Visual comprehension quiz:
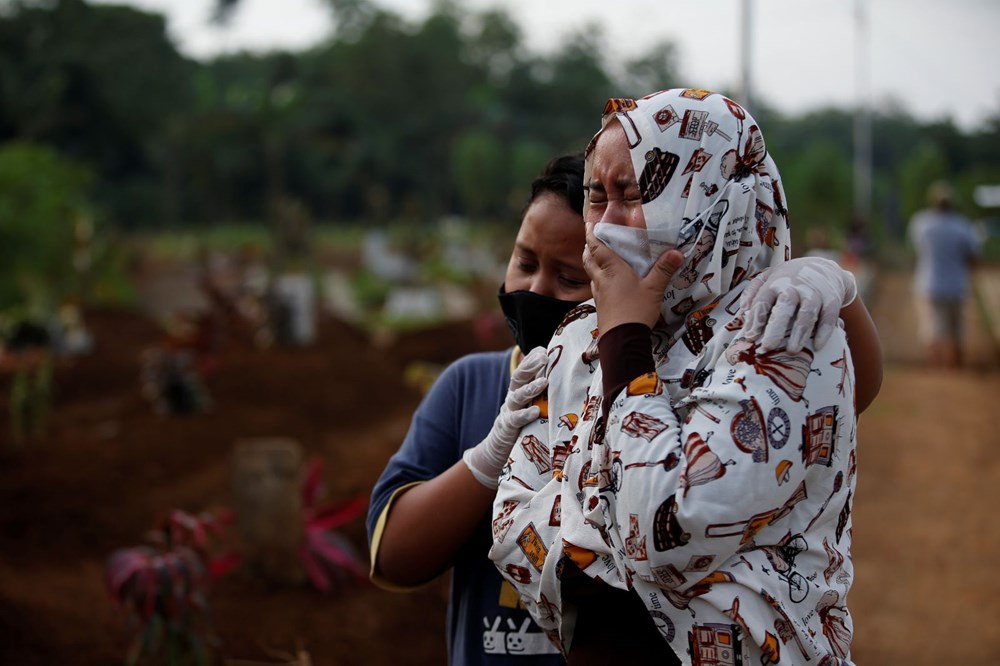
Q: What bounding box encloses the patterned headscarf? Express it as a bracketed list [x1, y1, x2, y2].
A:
[586, 89, 791, 339]
[491, 89, 857, 665]
[490, 90, 857, 666]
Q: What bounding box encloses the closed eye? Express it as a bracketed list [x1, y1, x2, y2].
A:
[560, 275, 588, 288]
[584, 183, 607, 203]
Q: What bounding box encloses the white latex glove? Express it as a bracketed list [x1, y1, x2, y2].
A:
[462, 346, 549, 488]
[739, 256, 858, 352]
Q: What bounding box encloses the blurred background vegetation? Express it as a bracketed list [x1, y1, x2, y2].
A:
[1, 0, 999, 316]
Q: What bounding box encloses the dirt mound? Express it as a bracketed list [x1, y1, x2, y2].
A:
[2, 264, 998, 665]
[0, 307, 510, 665]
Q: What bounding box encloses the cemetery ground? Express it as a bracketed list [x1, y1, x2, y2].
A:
[0, 264, 998, 665]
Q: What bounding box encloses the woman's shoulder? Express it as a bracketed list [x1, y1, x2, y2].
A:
[550, 299, 599, 346]
[434, 349, 514, 388]
[415, 349, 513, 415]
[545, 300, 603, 394]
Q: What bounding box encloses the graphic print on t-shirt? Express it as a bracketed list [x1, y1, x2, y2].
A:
[482, 616, 560, 656]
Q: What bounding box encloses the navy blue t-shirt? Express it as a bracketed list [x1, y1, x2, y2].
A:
[367, 350, 563, 666]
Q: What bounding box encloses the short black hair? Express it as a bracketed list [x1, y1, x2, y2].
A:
[522, 153, 585, 219]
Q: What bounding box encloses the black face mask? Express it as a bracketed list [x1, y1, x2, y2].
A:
[497, 284, 583, 355]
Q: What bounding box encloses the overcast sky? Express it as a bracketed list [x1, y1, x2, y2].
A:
[103, 0, 1000, 131]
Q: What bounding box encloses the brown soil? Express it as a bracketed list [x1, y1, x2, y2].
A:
[0, 267, 997, 665]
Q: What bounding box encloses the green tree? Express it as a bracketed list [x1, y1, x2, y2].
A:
[0, 142, 93, 309]
[465, 8, 523, 84]
[451, 129, 504, 218]
[896, 142, 949, 222]
[779, 139, 854, 248]
[619, 40, 682, 98]
[530, 25, 616, 152]
[0, 0, 195, 226]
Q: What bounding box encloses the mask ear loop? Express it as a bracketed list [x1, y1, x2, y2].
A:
[673, 178, 737, 261]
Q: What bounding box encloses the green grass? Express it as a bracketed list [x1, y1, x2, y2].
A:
[113, 219, 514, 333]
[132, 225, 274, 260]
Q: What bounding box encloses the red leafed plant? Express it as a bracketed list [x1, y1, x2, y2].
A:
[105, 461, 366, 663]
[151, 509, 242, 580]
[106, 509, 239, 666]
[299, 456, 369, 593]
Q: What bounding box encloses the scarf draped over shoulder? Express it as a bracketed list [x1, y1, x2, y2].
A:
[490, 90, 858, 666]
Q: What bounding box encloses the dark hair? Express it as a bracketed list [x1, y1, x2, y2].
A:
[521, 153, 585, 219]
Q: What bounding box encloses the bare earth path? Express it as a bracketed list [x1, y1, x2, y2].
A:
[848, 268, 1000, 665]
[850, 365, 999, 664]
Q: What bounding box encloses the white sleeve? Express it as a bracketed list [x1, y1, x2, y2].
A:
[595, 333, 856, 597]
[488, 307, 603, 641]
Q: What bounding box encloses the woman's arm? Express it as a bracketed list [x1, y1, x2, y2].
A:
[373, 348, 548, 588]
[594, 327, 858, 593]
[374, 462, 497, 587]
[841, 296, 883, 413]
[489, 317, 603, 643]
[740, 257, 883, 413]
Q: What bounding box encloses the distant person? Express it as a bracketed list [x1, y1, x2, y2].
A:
[844, 216, 873, 268]
[908, 180, 982, 368]
[366, 153, 879, 666]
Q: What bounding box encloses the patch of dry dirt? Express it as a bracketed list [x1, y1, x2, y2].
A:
[0, 307, 487, 665]
[0, 266, 997, 665]
[847, 267, 1000, 665]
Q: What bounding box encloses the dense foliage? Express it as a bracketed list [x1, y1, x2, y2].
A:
[0, 142, 92, 309]
[1, 0, 998, 253]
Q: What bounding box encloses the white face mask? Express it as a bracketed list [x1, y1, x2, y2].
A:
[592, 179, 734, 277]
[593, 222, 686, 277]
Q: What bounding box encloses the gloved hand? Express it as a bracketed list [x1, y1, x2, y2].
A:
[739, 256, 858, 352]
[462, 346, 549, 488]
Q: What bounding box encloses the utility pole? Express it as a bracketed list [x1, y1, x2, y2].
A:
[739, 0, 753, 111]
[853, 0, 873, 227]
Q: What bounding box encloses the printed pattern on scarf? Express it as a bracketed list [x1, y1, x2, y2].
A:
[489, 89, 857, 666]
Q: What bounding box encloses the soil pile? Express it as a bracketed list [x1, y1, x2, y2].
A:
[1, 266, 999, 665]
[0, 307, 508, 665]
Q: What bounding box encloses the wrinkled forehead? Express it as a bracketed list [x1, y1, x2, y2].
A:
[585, 89, 767, 218]
[583, 108, 636, 186]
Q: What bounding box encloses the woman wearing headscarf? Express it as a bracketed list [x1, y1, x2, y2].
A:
[490, 89, 861, 665]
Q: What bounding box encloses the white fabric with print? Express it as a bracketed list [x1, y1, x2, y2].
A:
[489, 89, 857, 666]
